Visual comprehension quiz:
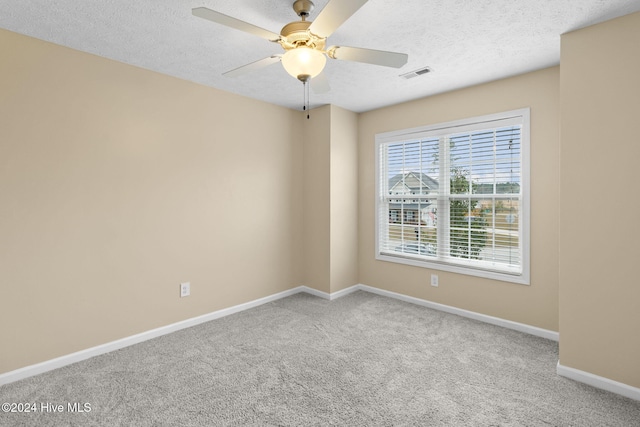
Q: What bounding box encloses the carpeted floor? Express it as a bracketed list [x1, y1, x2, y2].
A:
[1, 291, 639, 426]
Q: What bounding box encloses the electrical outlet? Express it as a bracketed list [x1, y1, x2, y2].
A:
[180, 282, 190, 297]
[430, 274, 439, 287]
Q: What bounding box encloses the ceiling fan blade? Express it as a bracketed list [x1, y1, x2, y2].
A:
[223, 55, 282, 77]
[308, 0, 368, 38]
[311, 72, 331, 94]
[192, 7, 281, 42]
[328, 46, 408, 68]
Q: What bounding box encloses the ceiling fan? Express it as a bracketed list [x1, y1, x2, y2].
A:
[192, 0, 409, 93]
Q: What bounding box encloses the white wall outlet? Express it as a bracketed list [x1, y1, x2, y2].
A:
[430, 274, 439, 287]
[180, 282, 190, 297]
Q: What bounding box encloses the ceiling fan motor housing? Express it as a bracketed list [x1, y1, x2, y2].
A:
[280, 20, 325, 51]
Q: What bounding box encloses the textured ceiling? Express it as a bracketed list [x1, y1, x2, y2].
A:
[1, 0, 640, 113]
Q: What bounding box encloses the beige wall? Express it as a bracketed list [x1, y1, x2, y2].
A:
[358, 67, 560, 331]
[302, 105, 359, 294]
[302, 106, 331, 293]
[559, 12, 640, 388]
[0, 29, 303, 374]
[329, 106, 359, 294]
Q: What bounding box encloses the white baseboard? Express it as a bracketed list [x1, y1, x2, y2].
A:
[298, 285, 360, 300]
[0, 283, 569, 388]
[353, 284, 559, 341]
[0, 286, 306, 386]
[5, 283, 636, 402]
[327, 285, 361, 300]
[297, 286, 330, 300]
[0, 283, 559, 386]
[557, 362, 640, 401]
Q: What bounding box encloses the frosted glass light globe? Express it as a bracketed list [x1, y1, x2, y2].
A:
[282, 47, 326, 81]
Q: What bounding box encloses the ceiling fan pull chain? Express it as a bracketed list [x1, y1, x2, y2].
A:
[303, 79, 310, 119]
[306, 79, 310, 119]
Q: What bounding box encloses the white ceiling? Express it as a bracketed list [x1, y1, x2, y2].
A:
[1, 0, 639, 113]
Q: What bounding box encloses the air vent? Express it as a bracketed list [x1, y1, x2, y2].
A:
[400, 66, 433, 79]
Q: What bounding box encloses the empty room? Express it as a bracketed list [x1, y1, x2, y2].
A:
[1, 0, 639, 425]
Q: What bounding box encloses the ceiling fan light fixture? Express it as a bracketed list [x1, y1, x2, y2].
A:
[282, 47, 326, 81]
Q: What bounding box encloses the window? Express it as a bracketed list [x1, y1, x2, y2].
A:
[375, 109, 530, 284]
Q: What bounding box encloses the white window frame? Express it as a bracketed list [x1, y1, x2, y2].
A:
[375, 108, 530, 285]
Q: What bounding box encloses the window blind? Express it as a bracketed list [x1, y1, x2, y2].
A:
[376, 109, 529, 284]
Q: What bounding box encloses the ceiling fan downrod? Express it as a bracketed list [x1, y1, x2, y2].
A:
[292, 0, 314, 20]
